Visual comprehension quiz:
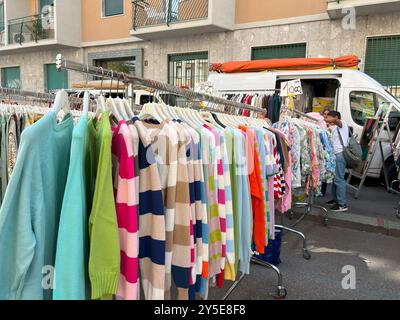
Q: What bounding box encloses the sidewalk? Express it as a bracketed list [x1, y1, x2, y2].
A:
[313, 184, 400, 237]
[211, 221, 400, 300]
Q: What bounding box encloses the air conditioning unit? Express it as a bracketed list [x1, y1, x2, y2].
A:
[12, 32, 32, 44]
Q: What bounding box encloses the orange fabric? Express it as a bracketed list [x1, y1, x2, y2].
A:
[211, 55, 359, 73]
[239, 126, 266, 254]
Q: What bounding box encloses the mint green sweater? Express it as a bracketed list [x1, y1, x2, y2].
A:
[53, 116, 90, 300]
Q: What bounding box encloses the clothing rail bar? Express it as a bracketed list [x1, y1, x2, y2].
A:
[217, 88, 281, 93]
[291, 109, 319, 123]
[0, 87, 53, 100]
[55, 54, 264, 113]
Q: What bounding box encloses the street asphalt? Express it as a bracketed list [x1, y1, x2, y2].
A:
[209, 221, 400, 300]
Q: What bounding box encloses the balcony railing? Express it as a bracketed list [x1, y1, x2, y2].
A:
[132, 0, 208, 30]
[8, 12, 55, 46]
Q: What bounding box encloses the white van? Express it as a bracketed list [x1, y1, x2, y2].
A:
[208, 69, 400, 179]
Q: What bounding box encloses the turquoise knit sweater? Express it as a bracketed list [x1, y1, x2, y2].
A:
[0, 112, 73, 300]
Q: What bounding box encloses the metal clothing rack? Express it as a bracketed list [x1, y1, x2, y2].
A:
[0, 87, 85, 107]
[55, 54, 290, 300]
[218, 88, 281, 94]
[217, 92, 317, 300]
[0, 87, 53, 103]
[280, 106, 330, 227]
[55, 54, 264, 114]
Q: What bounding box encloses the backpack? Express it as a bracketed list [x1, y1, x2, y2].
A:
[338, 127, 362, 169]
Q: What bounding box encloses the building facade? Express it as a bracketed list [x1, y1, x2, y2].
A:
[0, 0, 400, 93]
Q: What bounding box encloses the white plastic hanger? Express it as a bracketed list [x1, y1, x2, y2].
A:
[107, 97, 123, 121]
[123, 98, 135, 119]
[51, 90, 70, 115]
[139, 103, 163, 123]
[82, 90, 89, 117]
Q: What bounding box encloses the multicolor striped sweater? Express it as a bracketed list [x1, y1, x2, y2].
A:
[132, 118, 165, 300]
[139, 120, 191, 300]
[111, 120, 139, 300]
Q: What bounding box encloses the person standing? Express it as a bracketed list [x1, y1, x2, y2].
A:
[320, 108, 332, 196]
[326, 111, 349, 212]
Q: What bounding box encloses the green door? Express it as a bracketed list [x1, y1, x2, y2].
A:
[365, 36, 400, 86]
[251, 43, 307, 60]
[46, 64, 68, 92]
[1, 67, 21, 89]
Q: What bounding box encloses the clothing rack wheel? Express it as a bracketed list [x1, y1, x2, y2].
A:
[275, 225, 311, 261]
[251, 258, 287, 300]
[221, 258, 287, 300]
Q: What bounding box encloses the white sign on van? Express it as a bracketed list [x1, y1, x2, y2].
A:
[281, 79, 303, 97]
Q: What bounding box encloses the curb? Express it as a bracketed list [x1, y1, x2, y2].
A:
[304, 210, 400, 238]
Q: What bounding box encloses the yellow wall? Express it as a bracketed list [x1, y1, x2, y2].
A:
[30, 0, 37, 15]
[82, 0, 132, 43]
[235, 0, 327, 24]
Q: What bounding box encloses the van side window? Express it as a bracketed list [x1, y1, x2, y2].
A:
[350, 91, 377, 126]
[140, 95, 154, 105]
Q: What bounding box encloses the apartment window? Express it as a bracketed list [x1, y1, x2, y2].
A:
[103, 0, 124, 17]
[365, 36, 400, 88]
[168, 52, 208, 89]
[39, 0, 54, 13]
[1, 67, 21, 89]
[251, 43, 307, 60]
[46, 64, 68, 92]
[95, 57, 136, 76]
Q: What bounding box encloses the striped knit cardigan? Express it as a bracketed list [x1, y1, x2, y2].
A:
[137, 120, 191, 300]
[132, 118, 165, 300]
[111, 121, 139, 300]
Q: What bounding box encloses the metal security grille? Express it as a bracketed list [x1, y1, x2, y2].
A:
[251, 43, 307, 60]
[365, 36, 400, 99]
[168, 52, 208, 89]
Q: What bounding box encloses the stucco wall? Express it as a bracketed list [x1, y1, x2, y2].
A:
[82, 0, 132, 43]
[4, 11, 400, 91]
[0, 48, 83, 91]
[235, 0, 327, 24]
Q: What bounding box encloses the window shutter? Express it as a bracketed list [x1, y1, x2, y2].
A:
[1, 67, 21, 89]
[365, 36, 400, 86]
[168, 52, 208, 62]
[251, 43, 307, 60]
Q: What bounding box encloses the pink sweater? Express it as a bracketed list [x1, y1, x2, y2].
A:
[112, 120, 139, 300]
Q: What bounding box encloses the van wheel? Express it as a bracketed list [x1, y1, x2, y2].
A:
[380, 155, 398, 185]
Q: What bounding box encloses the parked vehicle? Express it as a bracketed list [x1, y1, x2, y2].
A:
[208, 69, 400, 179]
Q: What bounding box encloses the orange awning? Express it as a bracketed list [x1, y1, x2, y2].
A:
[211, 55, 360, 73]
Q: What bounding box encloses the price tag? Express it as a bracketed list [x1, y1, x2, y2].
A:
[281, 79, 303, 97]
